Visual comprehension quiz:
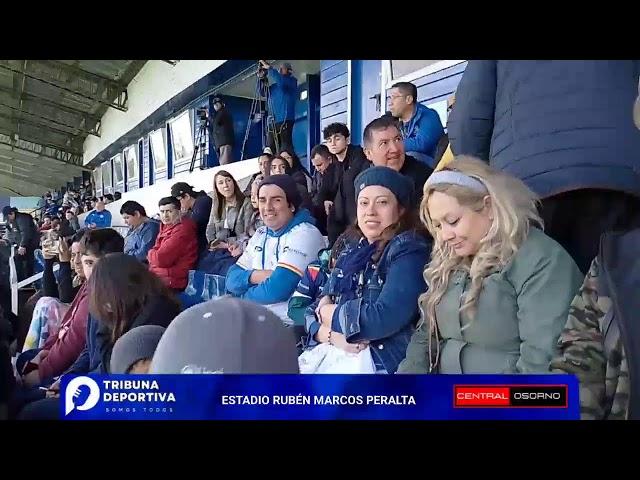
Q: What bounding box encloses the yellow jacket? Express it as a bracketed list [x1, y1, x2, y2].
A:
[435, 143, 454, 171]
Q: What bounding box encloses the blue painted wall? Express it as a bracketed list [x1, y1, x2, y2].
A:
[320, 60, 349, 132]
[350, 60, 382, 145]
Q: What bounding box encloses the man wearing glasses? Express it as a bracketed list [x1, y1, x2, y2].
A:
[387, 81, 445, 168]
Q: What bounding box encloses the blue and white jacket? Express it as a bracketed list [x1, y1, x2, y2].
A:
[226, 209, 327, 306]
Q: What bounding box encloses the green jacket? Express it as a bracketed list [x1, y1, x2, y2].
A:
[398, 228, 582, 374]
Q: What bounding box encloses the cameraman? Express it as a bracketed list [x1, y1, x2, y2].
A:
[211, 97, 235, 165]
[259, 60, 297, 153]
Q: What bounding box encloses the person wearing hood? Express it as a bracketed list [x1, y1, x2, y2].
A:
[150, 297, 299, 374]
[226, 174, 327, 308]
[388, 82, 445, 168]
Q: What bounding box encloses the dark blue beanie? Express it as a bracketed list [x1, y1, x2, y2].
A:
[259, 174, 302, 210]
[353, 166, 414, 207]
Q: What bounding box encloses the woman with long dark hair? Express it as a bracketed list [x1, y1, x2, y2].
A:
[88, 252, 181, 371]
[206, 170, 253, 250]
[304, 166, 431, 374]
[278, 148, 313, 192]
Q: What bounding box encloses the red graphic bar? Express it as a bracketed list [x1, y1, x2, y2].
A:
[454, 385, 568, 408]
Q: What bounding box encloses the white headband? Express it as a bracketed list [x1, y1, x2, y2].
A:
[424, 170, 488, 194]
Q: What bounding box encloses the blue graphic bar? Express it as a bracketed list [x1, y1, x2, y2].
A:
[61, 374, 580, 420]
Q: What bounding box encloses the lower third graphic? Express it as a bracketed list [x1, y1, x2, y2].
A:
[454, 385, 568, 408]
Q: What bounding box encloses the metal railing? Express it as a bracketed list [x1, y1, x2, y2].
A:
[8, 245, 58, 315]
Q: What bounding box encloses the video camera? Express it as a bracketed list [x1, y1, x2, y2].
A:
[196, 107, 209, 123]
[257, 60, 269, 81]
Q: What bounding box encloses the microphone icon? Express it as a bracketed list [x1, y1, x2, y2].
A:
[64, 377, 101, 416]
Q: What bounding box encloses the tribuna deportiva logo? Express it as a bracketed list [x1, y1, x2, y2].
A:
[64, 377, 177, 416]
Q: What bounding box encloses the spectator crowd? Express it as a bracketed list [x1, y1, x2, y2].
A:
[1, 60, 639, 421]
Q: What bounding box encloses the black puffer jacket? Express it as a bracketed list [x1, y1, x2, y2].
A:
[448, 60, 640, 199]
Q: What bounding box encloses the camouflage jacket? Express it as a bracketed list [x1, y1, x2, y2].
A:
[550, 257, 629, 420]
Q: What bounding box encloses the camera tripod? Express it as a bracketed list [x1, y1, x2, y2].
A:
[240, 65, 281, 160]
[189, 116, 213, 173]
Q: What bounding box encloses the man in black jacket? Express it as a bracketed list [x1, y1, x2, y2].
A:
[211, 97, 235, 165]
[171, 182, 213, 253]
[362, 116, 433, 207]
[309, 144, 337, 236]
[323, 123, 370, 245]
[1, 207, 39, 281]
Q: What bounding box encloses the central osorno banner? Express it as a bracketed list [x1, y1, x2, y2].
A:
[60, 374, 580, 420]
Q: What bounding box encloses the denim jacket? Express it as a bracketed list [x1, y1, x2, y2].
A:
[124, 219, 160, 263]
[305, 230, 430, 373]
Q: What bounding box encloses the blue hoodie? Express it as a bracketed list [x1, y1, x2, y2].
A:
[265, 69, 298, 123]
[226, 209, 326, 305]
[401, 103, 444, 167]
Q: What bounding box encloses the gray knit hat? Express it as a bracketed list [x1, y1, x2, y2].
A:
[149, 297, 299, 374]
[110, 325, 167, 374]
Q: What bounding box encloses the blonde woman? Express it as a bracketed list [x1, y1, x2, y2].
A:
[398, 157, 583, 374]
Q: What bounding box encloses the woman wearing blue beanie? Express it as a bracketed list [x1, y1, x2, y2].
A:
[304, 166, 431, 374]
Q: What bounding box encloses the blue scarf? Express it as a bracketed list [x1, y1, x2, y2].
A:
[333, 240, 377, 296]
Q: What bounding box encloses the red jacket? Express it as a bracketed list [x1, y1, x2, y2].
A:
[148, 217, 198, 289]
[39, 282, 89, 380]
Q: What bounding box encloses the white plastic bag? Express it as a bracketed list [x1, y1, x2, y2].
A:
[298, 343, 376, 374]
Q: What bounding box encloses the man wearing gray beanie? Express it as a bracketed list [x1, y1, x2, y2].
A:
[150, 298, 299, 374]
[225, 175, 326, 313]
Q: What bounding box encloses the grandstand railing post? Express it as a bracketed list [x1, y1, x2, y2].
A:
[9, 245, 17, 316]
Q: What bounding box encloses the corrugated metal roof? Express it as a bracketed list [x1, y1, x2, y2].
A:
[0, 60, 146, 196]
